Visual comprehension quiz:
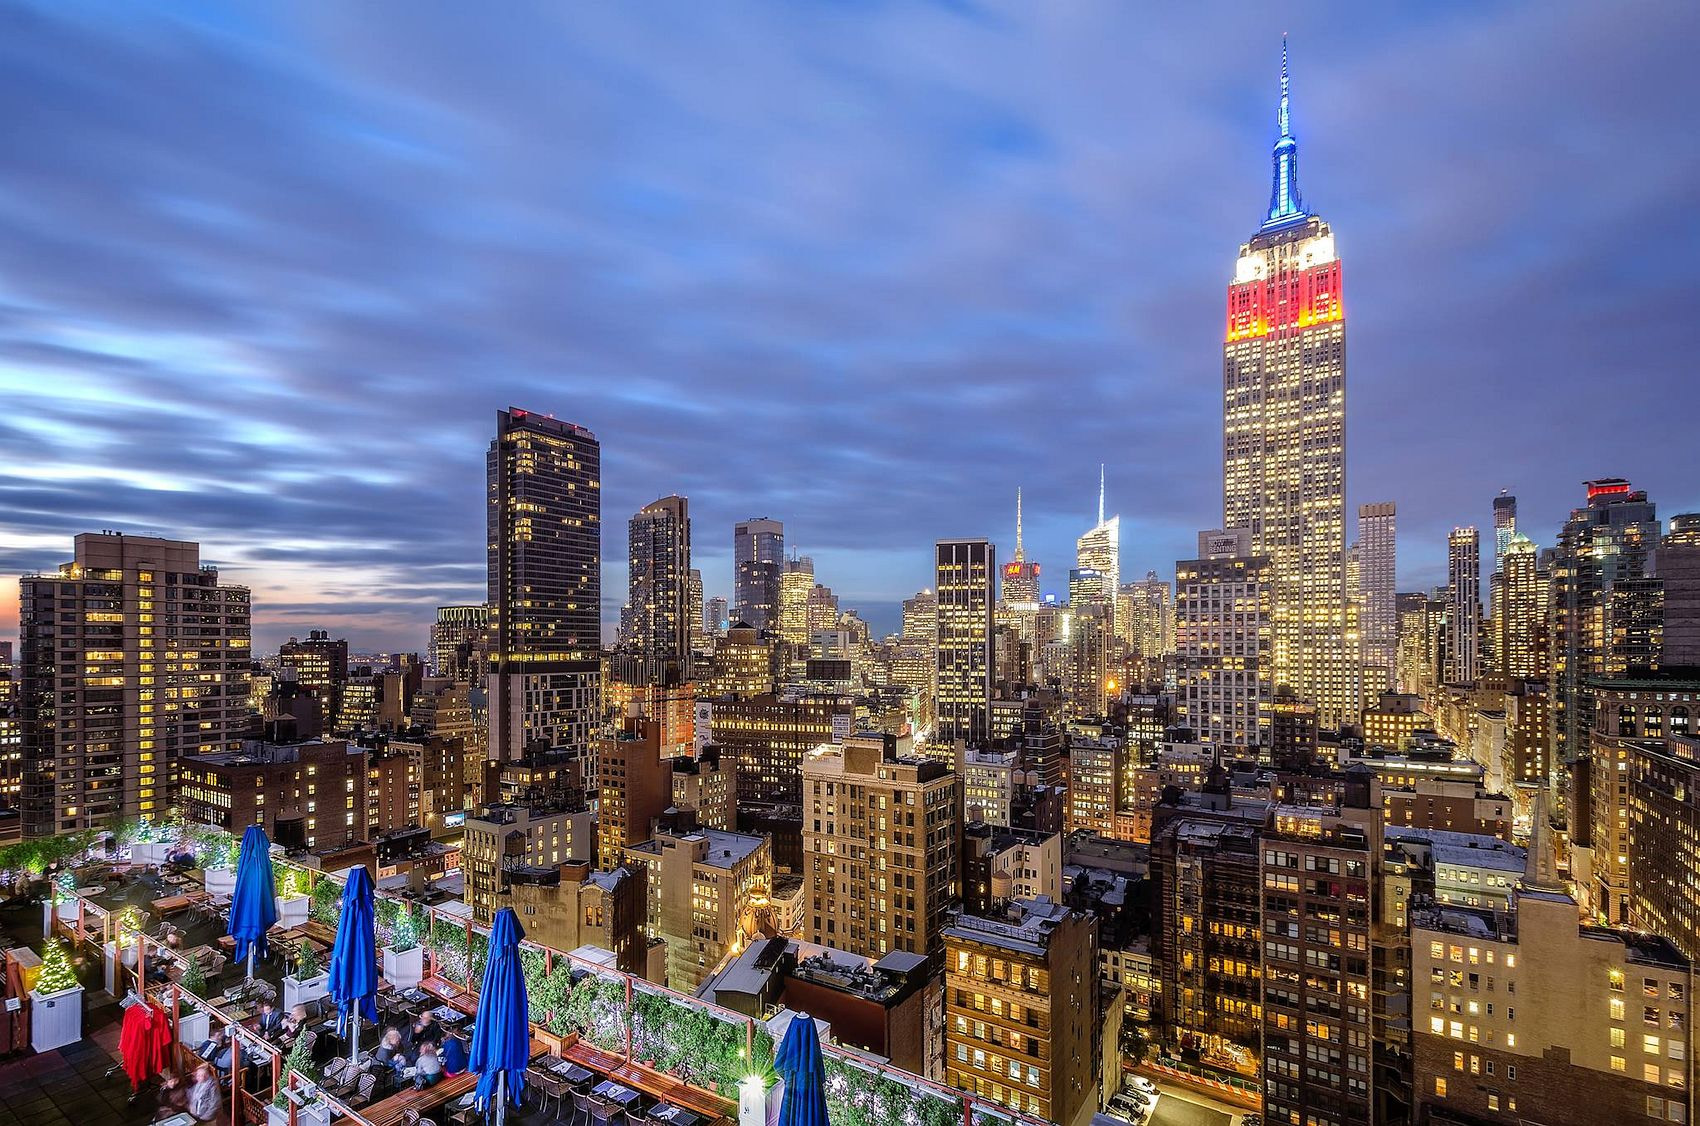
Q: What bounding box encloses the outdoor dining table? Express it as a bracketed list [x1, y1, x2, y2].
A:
[549, 1060, 597, 1087]
[649, 1104, 704, 1126]
[593, 1080, 644, 1108]
[151, 894, 193, 913]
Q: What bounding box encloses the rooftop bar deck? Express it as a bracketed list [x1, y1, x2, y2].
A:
[39, 826, 1051, 1126]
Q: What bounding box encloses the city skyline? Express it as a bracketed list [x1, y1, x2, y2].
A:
[2, 4, 1698, 653]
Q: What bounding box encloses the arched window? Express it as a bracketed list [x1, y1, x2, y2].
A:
[1619, 705, 1638, 738]
[1646, 708, 1665, 739]
[1672, 706, 1691, 737]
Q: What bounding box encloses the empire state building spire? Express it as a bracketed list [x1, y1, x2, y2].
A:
[1263, 34, 1307, 231]
[1015, 487, 1025, 562]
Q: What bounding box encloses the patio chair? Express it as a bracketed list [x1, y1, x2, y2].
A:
[401, 1111, 422, 1126]
[590, 1097, 621, 1126]
[354, 1071, 378, 1105]
[572, 1090, 595, 1126]
[530, 1070, 566, 1120]
[321, 1059, 356, 1099]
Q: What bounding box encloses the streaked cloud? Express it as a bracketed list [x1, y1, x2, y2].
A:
[0, 1, 1696, 650]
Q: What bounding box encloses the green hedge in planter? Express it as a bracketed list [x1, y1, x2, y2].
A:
[430, 917, 472, 985]
[823, 1054, 963, 1126]
[308, 877, 342, 927]
[629, 991, 759, 1097]
[562, 974, 628, 1051]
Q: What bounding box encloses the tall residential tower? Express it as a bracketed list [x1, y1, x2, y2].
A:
[19, 534, 251, 836]
[733, 518, 784, 631]
[936, 539, 995, 745]
[624, 495, 692, 670]
[1445, 527, 1481, 685]
[487, 408, 602, 767]
[1356, 502, 1397, 698]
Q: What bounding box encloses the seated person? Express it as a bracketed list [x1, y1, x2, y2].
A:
[412, 1042, 444, 1090]
[280, 1003, 309, 1041]
[372, 1028, 407, 1076]
[195, 1028, 233, 1075]
[254, 1000, 284, 1039]
[439, 1034, 467, 1076]
[149, 932, 184, 983]
[409, 1013, 443, 1050]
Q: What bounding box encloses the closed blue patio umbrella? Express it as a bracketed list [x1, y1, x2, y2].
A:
[226, 825, 279, 981]
[470, 907, 531, 1126]
[775, 1013, 828, 1126]
[327, 865, 379, 1064]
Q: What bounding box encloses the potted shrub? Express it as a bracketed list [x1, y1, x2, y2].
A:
[268, 1036, 332, 1126]
[284, 943, 329, 1010]
[45, 871, 78, 935]
[381, 908, 423, 989]
[180, 952, 208, 999]
[275, 866, 309, 928]
[202, 838, 237, 898]
[29, 939, 83, 1052]
[103, 906, 144, 994]
[129, 818, 171, 866]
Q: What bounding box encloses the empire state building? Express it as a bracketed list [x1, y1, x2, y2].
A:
[1222, 41, 1351, 727]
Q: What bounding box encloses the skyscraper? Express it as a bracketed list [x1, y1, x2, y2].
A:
[624, 495, 692, 669]
[1488, 490, 1518, 673]
[1075, 466, 1120, 629]
[936, 539, 995, 745]
[1222, 41, 1350, 726]
[733, 518, 784, 630]
[704, 596, 728, 638]
[487, 407, 602, 765]
[1497, 534, 1549, 678]
[1356, 502, 1397, 698]
[1445, 527, 1481, 685]
[278, 629, 349, 727]
[19, 533, 252, 837]
[431, 604, 489, 680]
[776, 556, 815, 647]
[1001, 487, 1041, 604]
[686, 569, 706, 655]
[1550, 479, 1661, 766]
[1493, 490, 1517, 570]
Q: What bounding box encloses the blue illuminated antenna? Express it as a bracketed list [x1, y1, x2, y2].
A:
[1262, 34, 1308, 230]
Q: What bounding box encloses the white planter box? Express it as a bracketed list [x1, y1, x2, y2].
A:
[204, 868, 236, 897]
[267, 1093, 333, 1126]
[29, 985, 83, 1053]
[179, 1009, 210, 1048]
[276, 894, 309, 928]
[134, 842, 172, 865]
[382, 945, 424, 989]
[283, 972, 329, 1011]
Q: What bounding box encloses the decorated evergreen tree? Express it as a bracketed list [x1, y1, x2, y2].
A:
[36, 938, 77, 994]
[273, 1034, 318, 1107]
[180, 952, 207, 997]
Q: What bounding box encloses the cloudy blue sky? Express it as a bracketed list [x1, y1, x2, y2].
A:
[1, 1, 1697, 652]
